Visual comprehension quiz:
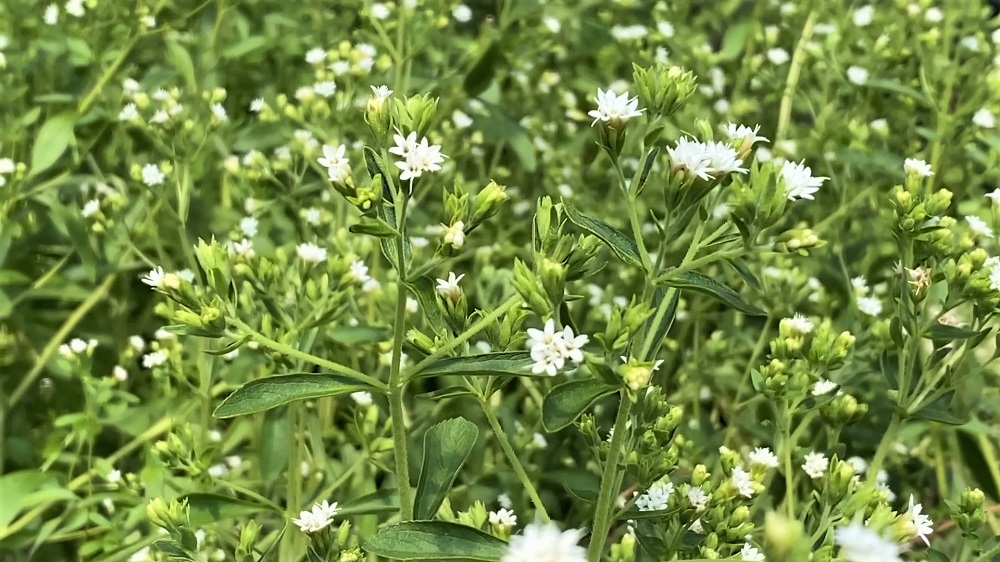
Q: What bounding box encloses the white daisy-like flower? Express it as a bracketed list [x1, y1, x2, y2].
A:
[371, 84, 393, 101]
[296, 242, 327, 264]
[667, 137, 714, 181]
[903, 158, 933, 177]
[906, 495, 934, 545]
[345, 260, 370, 284]
[966, 215, 994, 238]
[730, 466, 755, 498]
[780, 160, 828, 201]
[304, 48, 327, 65]
[249, 98, 264, 112]
[724, 123, 769, 149]
[81, 199, 100, 218]
[140, 266, 166, 288]
[370, 3, 390, 19]
[853, 5, 874, 26]
[925, 7, 943, 23]
[498, 493, 513, 509]
[986, 189, 1000, 205]
[314, 81, 337, 98]
[741, 542, 765, 561]
[802, 451, 829, 479]
[634, 481, 673, 511]
[812, 378, 838, 396]
[489, 508, 517, 527]
[703, 141, 748, 175]
[113, 365, 128, 382]
[587, 88, 643, 125]
[318, 144, 351, 183]
[292, 500, 339, 533]
[107, 469, 121, 484]
[119, 103, 139, 121]
[435, 272, 465, 300]
[748, 447, 779, 468]
[857, 296, 882, 316]
[211, 104, 228, 122]
[767, 48, 790, 65]
[142, 351, 168, 369]
[501, 520, 586, 562]
[239, 216, 258, 237]
[44, 4, 59, 25]
[559, 326, 589, 363]
[141, 163, 166, 186]
[846, 456, 867, 474]
[686, 486, 708, 509]
[834, 521, 903, 562]
[350, 391, 373, 407]
[781, 313, 814, 334]
[394, 136, 446, 182]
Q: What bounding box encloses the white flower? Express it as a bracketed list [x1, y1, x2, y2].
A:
[112, 365, 129, 382]
[239, 216, 259, 237]
[142, 351, 168, 369]
[81, 199, 100, 218]
[853, 5, 874, 26]
[314, 81, 337, 98]
[724, 123, 769, 149]
[371, 84, 393, 101]
[533, 433, 548, 448]
[498, 493, 513, 509]
[966, 215, 994, 238]
[501, 520, 586, 562]
[129, 335, 145, 352]
[250, 98, 264, 112]
[667, 137, 714, 181]
[611, 25, 648, 41]
[141, 15, 156, 28]
[0, 158, 14, 175]
[686, 486, 708, 509]
[305, 48, 327, 65]
[906, 495, 934, 545]
[296, 242, 327, 264]
[689, 519, 705, 534]
[405, 297, 418, 314]
[435, 272, 465, 300]
[925, 7, 943, 23]
[741, 542, 765, 561]
[443, 220, 465, 249]
[730, 467, 755, 498]
[370, 3, 390, 18]
[657, 21, 674, 38]
[229, 238, 255, 257]
[394, 136, 446, 182]
[318, 144, 351, 183]
[782, 313, 813, 334]
[767, 48, 790, 65]
[452, 4, 472, 22]
[348, 260, 371, 283]
[748, 447, 779, 468]
[812, 379, 838, 396]
[292, 500, 339, 533]
[846, 66, 869, 85]
[703, 141, 747, 175]
[834, 522, 903, 562]
[119, 103, 139, 121]
[857, 296, 882, 316]
[141, 163, 166, 186]
[802, 451, 829, 479]
[635, 481, 673, 511]
[44, 4, 59, 24]
[587, 88, 643, 125]
[974, 108, 997, 129]
[489, 508, 517, 527]
[351, 391, 373, 407]
[140, 266, 166, 288]
[780, 160, 828, 201]
[560, 326, 589, 363]
[211, 104, 228, 122]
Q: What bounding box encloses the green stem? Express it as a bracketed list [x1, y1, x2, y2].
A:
[480, 401, 550, 522]
[614, 160, 653, 274]
[405, 295, 521, 380]
[652, 249, 743, 285]
[775, 9, 818, 144]
[389, 199, 414, 520]
[281, 404, 304, 562]
[867, 414, 901, 478]
[781, 408, 796, 517]
[587, 392, 633, 562]
[229, 317, 386, 391]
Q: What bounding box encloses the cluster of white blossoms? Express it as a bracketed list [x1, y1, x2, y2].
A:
[292, 500, 339, 533]
[501, 520, 586, 562]
[851, 275, 883, 317]
[666, 137, 748, 180]
[488, 508, 517, 527]
[389, 132, 446, 183]
[525, 319, 589, 376]
[835, 521, 903, 562]
[802, 451, 829, 479]
[635, 480, 673, 511]
[58, 337, 97, 358]
[587, 88, 643, 125]
[317, 143, 351, 183]
[748, 446, 779, 468]
[780, 160, 828, 201]
[740, 542, 765, 561]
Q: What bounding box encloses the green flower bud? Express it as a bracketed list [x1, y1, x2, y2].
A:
[763, 511, 808, 562]
[470, 180, 509, 228]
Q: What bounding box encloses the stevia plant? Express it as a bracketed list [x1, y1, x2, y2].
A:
[3, 1, 1000, 562]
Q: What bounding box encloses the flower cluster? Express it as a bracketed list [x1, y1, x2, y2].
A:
[389, 132, 446, 183]
[525, 319, 589, 375]
[587, 88, 643, 125]
[292, 500, 339, 533]
[502, 520, 586, 562]
[666, 137, 749, 180]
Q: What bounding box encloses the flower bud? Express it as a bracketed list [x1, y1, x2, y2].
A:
[470, 180, 509, 228]
[763, 511, 808, 562]
[632, 63, 697, 119]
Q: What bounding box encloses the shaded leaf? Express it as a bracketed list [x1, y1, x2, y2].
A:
[182, 493, 278, 527]
[214, 374, 380, 418]
[338, 488, 399, 517]
[658, 270, 765, 316]
[328, 325, 390, 345]
[411, 352, 537, 380]
[363, 521, 507, 561]
[542, 378, 620, 432]
[31, 112, 76, 176]
[563, 201, 644, 270]
[259, 407, 291, 487]
[925, 322, 984, 341]
[414, 418, 479, 519]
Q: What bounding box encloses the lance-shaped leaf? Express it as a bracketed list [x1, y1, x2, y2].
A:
[338, 488, 399, 517]
[363, 521, 507, 561]
[542, 378, 621, 432]
[925, 322, 984, 342]
[658, 270, 765, 316]
[214, 374, 381, 418]
[563, 202, 644, 271]
[182, 493, 279, 526]
[410, 352, 538, 380]
[413, 418, 479, 519]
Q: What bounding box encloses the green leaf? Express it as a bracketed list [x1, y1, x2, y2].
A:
[658, 270, 765, 316]
[259, 407, 291, 488]
[414, 417, 479, 519]
[544, 468, 600, 504]
[328, 325, 390, 345]
[415, 386, 476, 400]
[182, 493, 279, 527]
[214, 374, 380, 418]
[363, 521, 507, 561]
[542, 378, 621, 432]
[640, 287, 679, 360]
[860, 78, 933, 108]
[411, 352, 538, 380]
[914, 391, 970, 426]
[563, 201, 644, 270]
[152, 542, 196, 561]
[0, 470, 75, 530]
[406, 277, 450, 336]
[30, 112, 76, 176]
[719, 20, 752, 60]
[925, 548, 948, 562]
[464, 42, 503, 98]
[165, 39, 197, 91]
[338, 488, 399, 517]
[925, 322, 984, 341]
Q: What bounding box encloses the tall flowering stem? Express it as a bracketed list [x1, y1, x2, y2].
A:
[587, 392, 634, 562]
[389, 189, 414, 520]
